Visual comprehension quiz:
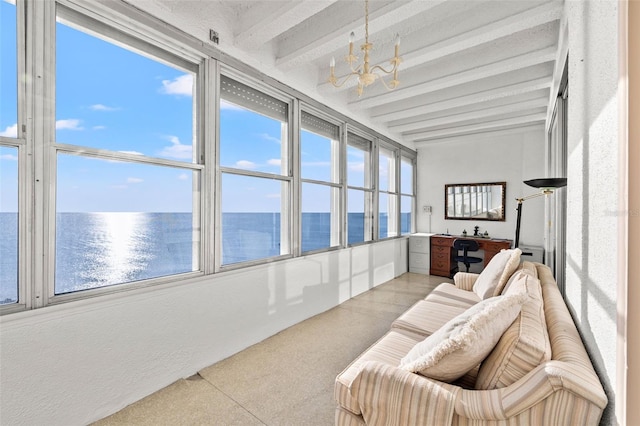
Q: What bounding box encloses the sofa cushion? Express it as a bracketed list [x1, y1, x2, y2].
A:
[425, 283, 481, 309]
[475, 270, 551, 390]
[335, 331, 422, 415]
[392, 299, 468, 337]
[398, 293, 527, 382]
[473, 248, 522, 299]
[501, 261, 538, 294]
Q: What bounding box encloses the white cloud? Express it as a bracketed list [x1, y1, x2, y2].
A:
[159, 74, 193, 96]
[56, 119, 83, 131]
[127, 177, 143, 184]
[118, 150, 144, 156]
[348, 162, 365, 172]
[0, 153, 18, 161]
[177, 173, 189, 180]
[267, 159, 281, 167]
[235, 160, 256, 170]
[93, 125, 106, 130]
[89, 104, 119, 111]
[0, 124, 18, 138]
[258, 133, 281, 144]
[158, 136, 193, 160]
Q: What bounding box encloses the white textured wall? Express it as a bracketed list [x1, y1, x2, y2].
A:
[564, 1, 620, 423]
[415, 127, 546, 270]
[0, 239, 407, 425]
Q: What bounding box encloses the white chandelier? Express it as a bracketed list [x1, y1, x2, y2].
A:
[328, 0, 401, 96]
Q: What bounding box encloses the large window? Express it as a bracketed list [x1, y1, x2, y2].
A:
[219, 75, 291, 266]
[1, 0, 17, 133]
[400, 155, 414, 235]
[54, 16, 200, 295]
[1, 0, 416, 314]
[378, 145, 398, 239]
[300, 110, 341, 252]
[0, 146, 18, 304]
[1, 0, 19, 306]
[347, 132, 373, 244]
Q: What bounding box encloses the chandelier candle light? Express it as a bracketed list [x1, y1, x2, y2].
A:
[329, 0, 401, 96]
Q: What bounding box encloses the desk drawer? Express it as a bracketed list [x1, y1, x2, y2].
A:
[432, 245, 449, 255]
[409, 236, 430, 254]
[482, 241, 508, 252]
[431, 236, 451, 247]
[409, 253, 429, 270]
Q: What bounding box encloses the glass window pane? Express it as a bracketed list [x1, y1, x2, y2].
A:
[1, 0, 17, 138]
[400, 157, 413, 195]
[220, 77, 288, 175]
[56, 21, 195, 162]
[221, 173, 289, 265]
[1, 146, 18, 304]
[379, 193, 397, 239]
[301, 183, 339, 252]
[55, 154, 198, 295]
[401, 195, 412, 235]
[347, 189, 372, 244]
[379, 147, 395, 192]
[347, 133, 371, 188]
[300, 124, 338, 183]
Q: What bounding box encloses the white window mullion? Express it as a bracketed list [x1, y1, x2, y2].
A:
[197, 57, 214, 274]
[288, 99, 299, 257]
[26, 0, 57, 308]
[213, 61, 223, 272]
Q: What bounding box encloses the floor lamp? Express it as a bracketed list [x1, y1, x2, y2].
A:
[514, 178, 567, 248]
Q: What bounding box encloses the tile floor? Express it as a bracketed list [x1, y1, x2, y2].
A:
[94, 272, 450, 425]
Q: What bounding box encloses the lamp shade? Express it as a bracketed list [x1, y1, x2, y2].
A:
[524, 178, 567, 189]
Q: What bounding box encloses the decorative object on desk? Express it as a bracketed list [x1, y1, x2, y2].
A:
[445, 182, 506, 221]
[514, 177, 567, 248]
[484, 231, 489, 238]
[473, 226, 480, 236]
[452, 239, 483, 272]
[328, 0, 401, 96]
[462, 229, 467, 237]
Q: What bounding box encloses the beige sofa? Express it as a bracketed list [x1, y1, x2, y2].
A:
[334, 262, 608, 425]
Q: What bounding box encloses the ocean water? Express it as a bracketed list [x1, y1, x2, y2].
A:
[0, 212, 410, 304]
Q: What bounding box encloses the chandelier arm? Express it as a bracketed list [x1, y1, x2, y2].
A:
[349, 62, 363, 75]
[369, 63, 399, 75]
[377, 74, 398, 91]
[329, 72, 359, 88]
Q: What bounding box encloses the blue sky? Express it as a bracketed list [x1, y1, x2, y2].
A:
[0, 1, 381, 214]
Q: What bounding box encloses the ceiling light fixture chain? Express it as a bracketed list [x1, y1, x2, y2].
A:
[328, 0, 401, 96]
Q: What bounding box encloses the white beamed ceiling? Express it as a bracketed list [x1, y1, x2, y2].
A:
[126, 0, 564, 148]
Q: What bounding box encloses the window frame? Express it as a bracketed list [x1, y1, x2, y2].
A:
[216, 67, 295, 271]
[0, 0, 28, 313]
[46, 1, 210, 306]
[298, 104, 344, 255]
[399, 153, 416, 235]
[346, 127, 374, 245]
[377, 142, 399, 239]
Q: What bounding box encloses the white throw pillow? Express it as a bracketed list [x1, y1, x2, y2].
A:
[473, 248, 522, 299]
[399, 292, 527, 382]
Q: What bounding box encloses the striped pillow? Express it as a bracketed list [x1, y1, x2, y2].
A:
[475, 270, 551, 389]
[473, 248, 522, 299]
[399, 293, 526, 382]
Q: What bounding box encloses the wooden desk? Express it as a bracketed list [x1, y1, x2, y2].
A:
[430, 234, 512, 277]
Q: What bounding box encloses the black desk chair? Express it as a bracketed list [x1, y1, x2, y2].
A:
[453, 239, 483, 272]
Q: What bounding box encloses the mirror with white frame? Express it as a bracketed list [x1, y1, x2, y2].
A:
[444, 182, 506, 221]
